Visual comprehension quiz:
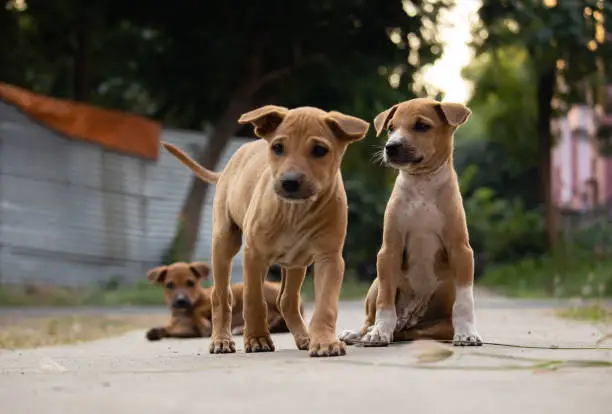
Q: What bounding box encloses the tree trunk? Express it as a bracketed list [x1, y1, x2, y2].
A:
[169, 93, 254, 262]
[536, 67, 556, 248]
[166, 40, 317, 262]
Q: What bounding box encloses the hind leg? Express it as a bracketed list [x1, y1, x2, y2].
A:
[393, 319, 454, 342]
[242, 245, 275, 352]
[209, 219, 242, 354]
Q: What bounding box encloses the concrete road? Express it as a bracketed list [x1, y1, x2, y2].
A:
[1, 291, 611, 414]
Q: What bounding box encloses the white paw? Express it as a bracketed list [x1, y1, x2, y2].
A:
[361, 325, 392, 347]
[452, 285, 481, 346]
[359, 308, 396, 347]
[338, 329, 363, 344]
[453, 328, 482, 347]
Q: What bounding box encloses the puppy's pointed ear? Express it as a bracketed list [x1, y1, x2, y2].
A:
[189, 261, 210, 280]
[325, 111, 370, 143]
[238, 105, 289, 139]
[438, 102, 471, 127]
[147, 266, 168, 285]
[373, 105, 398, 137]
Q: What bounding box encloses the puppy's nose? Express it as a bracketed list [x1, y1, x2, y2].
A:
[172, 296, 191, 309]
[280, 172, 303, 194]
[385, 142, 401, 157]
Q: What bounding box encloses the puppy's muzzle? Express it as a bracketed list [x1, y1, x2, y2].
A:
[171, 294, 192, 309]
[274, 172, 314, 201]
[384, 142, 423, 165]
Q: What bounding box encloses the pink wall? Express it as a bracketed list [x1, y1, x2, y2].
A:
[551, 104, 612, 211]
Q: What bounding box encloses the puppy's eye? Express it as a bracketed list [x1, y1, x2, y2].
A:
[311, 144, 329, 158]
[271, 143, 284, 156]
[166, 282, 175, 290]
[413, 121, 431, 132]
[387, 123, 394, 132]
[186, 280, 195, 288]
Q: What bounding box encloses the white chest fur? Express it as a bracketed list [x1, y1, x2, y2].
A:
[389, 166, 452, 329]
[395, 167, 450, 239]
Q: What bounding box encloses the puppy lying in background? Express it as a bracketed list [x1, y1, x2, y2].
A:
[339, 98, 482, 347]
[146, 261, 302, 341]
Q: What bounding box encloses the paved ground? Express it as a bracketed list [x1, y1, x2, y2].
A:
[1, 290, 611, 414]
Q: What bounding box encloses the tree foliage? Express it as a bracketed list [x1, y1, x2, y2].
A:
[458, 45, 540, 208]
[472, 0, 612, 247]
[1, 0, 454, 271]
[476, 0, 611, 88]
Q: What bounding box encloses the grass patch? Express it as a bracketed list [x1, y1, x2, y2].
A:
[0, 274, 370, 308]
[0, 283, 164, 307]
[557, 303, 612, 323]
[0, 314, 164, 350]
[479, 250, 612, 299]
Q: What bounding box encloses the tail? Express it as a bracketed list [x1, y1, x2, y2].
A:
[161, 141, 220, 184]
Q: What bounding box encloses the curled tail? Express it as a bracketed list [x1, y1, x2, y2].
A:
[161, 141, 220, 184]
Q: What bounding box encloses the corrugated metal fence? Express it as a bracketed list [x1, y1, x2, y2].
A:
[0, 100, 250, 286]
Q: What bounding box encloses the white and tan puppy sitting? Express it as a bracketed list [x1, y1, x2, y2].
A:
[338, 98, 482, 347]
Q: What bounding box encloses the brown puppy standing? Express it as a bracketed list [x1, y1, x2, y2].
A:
[338, 98, 482, 347]
[162, 105, 369, 357]
[146, 261, 301, 341]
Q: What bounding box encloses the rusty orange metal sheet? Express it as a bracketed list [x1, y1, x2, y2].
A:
[0, 83, 161, 161]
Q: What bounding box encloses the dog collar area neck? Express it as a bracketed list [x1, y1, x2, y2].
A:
[405, 160, 449, 177]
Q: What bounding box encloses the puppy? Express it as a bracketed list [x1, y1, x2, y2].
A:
[146, 261, 301, 341]
[162, 105, 369, 357]
[338, 98, 482, 347]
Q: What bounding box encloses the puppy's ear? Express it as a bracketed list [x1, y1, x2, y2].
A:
[238, 105, 289, 139]
[147, 266, 168, 285]
[437, 102, 471, 127]
[325, 111, 370, 143]
[189, 261, 210, 280]
[373, 105, 398, 137]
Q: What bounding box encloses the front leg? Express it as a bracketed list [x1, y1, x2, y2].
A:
[360, 248, 403, 347]
[449, 243, 482, 346]
[360, 208, 404, 347]
[242, 246, 275, 353]
[338, 277, 377, 345]
[309, 253, 346, 357]
[146, 326, 168, 341]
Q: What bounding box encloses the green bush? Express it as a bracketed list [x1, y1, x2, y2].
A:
[480, 248, 612, 298]
[344, 177, 389, 282]
[464, 186, 546, 264]
[459, 163, 546, 269]
[569, 220, 612, 256]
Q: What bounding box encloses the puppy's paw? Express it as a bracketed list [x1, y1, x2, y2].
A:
[294, 335, 310, 351]
[360, 325, 392, 347]
[209, 337, 236, 354]
[309, 339, 346, 357]
[453, 331, 483, 347]
[244, 334, 275, 353]
[146, 328, 164, 341]
[337, 329, 363, 345]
